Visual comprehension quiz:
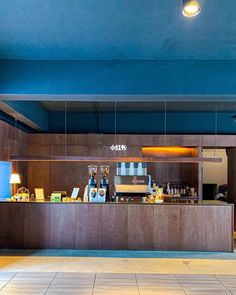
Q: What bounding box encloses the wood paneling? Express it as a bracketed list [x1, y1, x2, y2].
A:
[206, 206, 234, 252]
[227, 147, 236, 228]
[76, 204, 101, 249]
[154, 206, 180, 250]
[50, 204, 76, 249]
[128, 205, 154, 250]
[0, 203, 24, 248]
[0, 203, 233, 251]
[102, 204, 128, 249]
[24, 203, 50, 248]
[180, 206, 207, 251]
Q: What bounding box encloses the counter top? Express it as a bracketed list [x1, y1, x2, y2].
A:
[0, 200, 233, 206]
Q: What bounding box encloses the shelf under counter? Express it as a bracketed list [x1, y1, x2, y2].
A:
[0, 201, 233, 252]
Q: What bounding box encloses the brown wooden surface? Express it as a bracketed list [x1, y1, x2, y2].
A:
[154, 206, 180, 250]
[128, 205, 154, 250]
[76, 204, 102, 249]
[180, 206, 207, 251]
[49, 204, 76, 249]
[0, 203, 233, 251]
[24, 203, 50, 248]
[0, 203, 24, 248]
[102, 204, 128, 249]
[227, 147, 236, 229]
[206, 206, 234, 252]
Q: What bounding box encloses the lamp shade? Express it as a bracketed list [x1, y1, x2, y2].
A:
[182, 0, 201, 17]
[10, 173, 21, 184]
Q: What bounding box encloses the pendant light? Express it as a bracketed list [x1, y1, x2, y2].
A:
[182, 0, 201, 17]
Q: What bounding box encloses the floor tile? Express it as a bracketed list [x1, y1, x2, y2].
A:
[139, 286, 185, 295]
[136, 274, 177, 279]
[52, 277, 94, 285]
[14, 272, 56, 279]
[0, 274, 15, 280]
[46, 292, 92, 295]
[93, 285, 139, 294]
[95, 273, 136, 285]
[47, 284, 93, 293]
[0, 281, 9, 290]
[10, 277, 53, 284]
[1, 283, 49, 292]
[95, 278, 136, 286]
[0, 292, 45, 295]
[137, 279, 180, 287]
[185, 291, 231, 295]
[176, 274, 216, 280]
[56, 272, 95, 279]
[96, 273, 136, 279]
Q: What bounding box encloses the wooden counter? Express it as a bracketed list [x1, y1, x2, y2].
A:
[0, 202, 234, 252]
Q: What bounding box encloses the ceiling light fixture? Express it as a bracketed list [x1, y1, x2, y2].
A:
[182, 0, 201, 17]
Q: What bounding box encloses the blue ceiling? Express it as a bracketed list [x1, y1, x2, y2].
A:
[0, 0, 235, 60]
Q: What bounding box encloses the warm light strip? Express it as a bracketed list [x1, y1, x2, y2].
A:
[142, 146, 198, 156]
[10, 155, 222, 163]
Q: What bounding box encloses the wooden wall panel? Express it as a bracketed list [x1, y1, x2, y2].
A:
[0, 203, 24, 248]
[227, 147, 236, 228]
[0, 203, 233, 251]
[154, 205, 180, 250]
[206, 206, 234, 252]
[180, 206, 207, 251]
[24, 203, 50, 248]
[50, 204, 76, 249]
[102, 204, 128, 249]
[128, 205, 154, 250]
[0, 121, 28, 189]
[76, 204, 102, 249]
[27, 145, 50, 196]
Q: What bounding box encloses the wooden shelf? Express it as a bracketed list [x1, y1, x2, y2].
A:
[10, 155, 222, 163]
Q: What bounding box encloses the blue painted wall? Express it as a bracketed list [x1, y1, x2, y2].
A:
[3, 101, 49, 131]
[0, 162, 11, 200]
[48, 111, 236, 134]
[1, 60, 236, 96]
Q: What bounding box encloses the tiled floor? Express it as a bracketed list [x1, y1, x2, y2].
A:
[0, 272, 236, 295]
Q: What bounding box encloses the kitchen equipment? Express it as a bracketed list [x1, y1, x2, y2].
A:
[114, 175, 151, 202]
[100, 165, 110, 201]
[87, 165, 97, 201]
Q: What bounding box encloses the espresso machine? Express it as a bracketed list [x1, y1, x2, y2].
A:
[100, 165, 110, 202]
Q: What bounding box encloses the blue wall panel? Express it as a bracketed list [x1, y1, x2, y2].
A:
[0, 161, 11, 200]
[1, 60, 236, 96]
[48, 111, 236, 134]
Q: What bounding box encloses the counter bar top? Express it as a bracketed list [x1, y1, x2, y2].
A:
[0, 200, 232, 206]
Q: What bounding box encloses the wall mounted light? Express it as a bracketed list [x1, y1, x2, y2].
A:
[182, 0, 201, 17]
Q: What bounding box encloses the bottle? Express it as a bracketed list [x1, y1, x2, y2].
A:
[117, 162, 121, 175]
[166, 182, 171, 195]
[129, 162, 134, 176]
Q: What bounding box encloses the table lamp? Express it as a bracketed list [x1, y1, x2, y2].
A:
[10, 173, 21, 196]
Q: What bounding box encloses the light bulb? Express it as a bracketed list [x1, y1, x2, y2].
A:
[182, 0, 201, 17]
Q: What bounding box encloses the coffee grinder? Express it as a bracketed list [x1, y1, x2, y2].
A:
[87, 165, 98, 201]
[100, 165, 110, 201]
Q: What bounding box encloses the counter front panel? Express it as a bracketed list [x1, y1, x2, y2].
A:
[0, 202, 233, 252]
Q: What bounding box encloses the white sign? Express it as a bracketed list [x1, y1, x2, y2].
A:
[110, 144, 127, 151]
